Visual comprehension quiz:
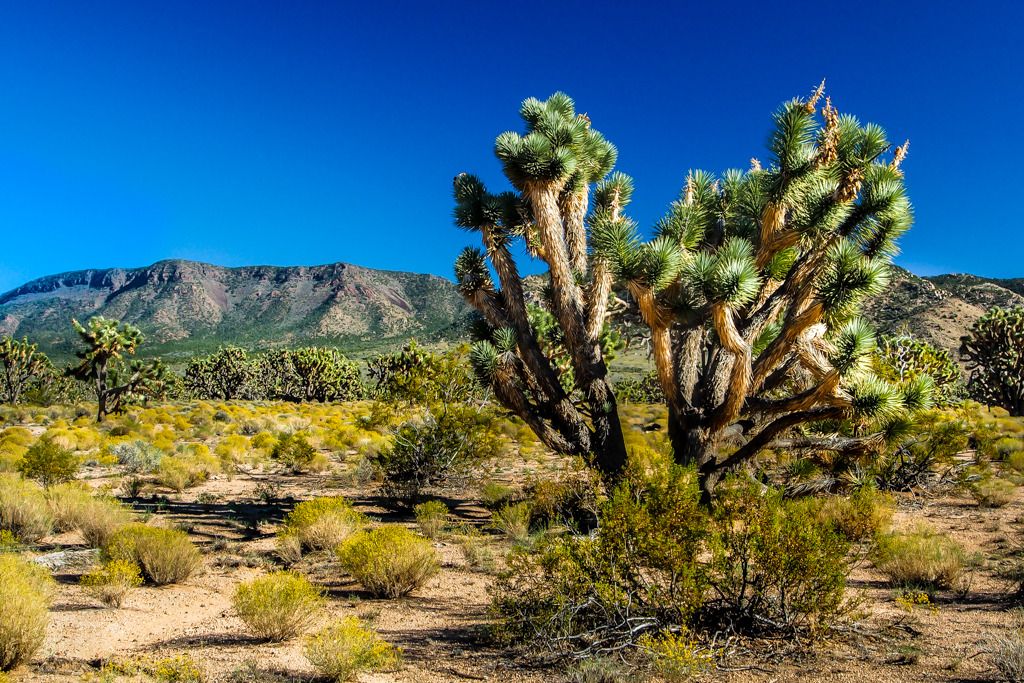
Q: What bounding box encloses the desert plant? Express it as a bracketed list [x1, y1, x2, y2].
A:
[0, 337, 50, 405]
[0, 474, 53, 542]
[68, 317, 169, 422]
[233, 571, 325, 641]
[455, 87, 921, 502]
[336, 525, 438, 598]
[875, 333, 965, 407]
[75, 497, 133, 548]
[183, 346, 254, 400]
[110, 440, 165, 473]
[271, 432, 316, 471]
[816, 486, 893, 542]
[961, 306, 1024, 415]
[413, 500, 448, 539]
[989, 612, 1024, 683]
[80, 558, 143, 607]
[971, 476, 1016, 508]
[264, 347, 365, 402]
[281, 496, 366, 553]
[303, 617, 400, 682]
[103, 523, 202, 585]
[18, 437, 79, 486]
[101, 654, 206, 683]
[873, 527, 967, 592]
[0, 553, 54, 671]
[490, 502, 533, 544]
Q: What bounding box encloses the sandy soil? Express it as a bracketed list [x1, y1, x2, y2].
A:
[16, 466, 1023, 683]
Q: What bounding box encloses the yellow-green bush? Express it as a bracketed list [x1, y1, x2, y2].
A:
[232, 571, 324, 641]
[490, 502, 532, 544]
[303, 617, 400, 681]
[336, 525, 437, 598]
[282, 496, 366, 553]
[817, 487, 894, 542]
[81, 559, 143, 608]
[0, 554, 54, 671]
[972, 477, 1017, 508]
[100, 654, 205, 683]
[103, 524, 202, 585]
[413, 501, 448, 539]
[873, 527, 968, 592]
[0, 474, 53, 542]
[18, 437, 80, 487]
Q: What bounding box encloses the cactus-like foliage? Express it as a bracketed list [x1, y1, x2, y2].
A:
[456, 86, 925, 500]
[961, 307, 1024, 415]
[454, 93, 628, 474]
[68, 317, 167, 421]
[875, 333, 964, 407]
[184, 346, 253, 400]
[0, 337, 50, 404]
[268, 347, 364, 402]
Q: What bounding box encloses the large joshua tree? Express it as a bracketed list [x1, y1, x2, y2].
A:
[456, 86, 927, 500]
[454, 92, 628, 475]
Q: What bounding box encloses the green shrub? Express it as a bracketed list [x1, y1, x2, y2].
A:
[18, 437, 79, 486]
[0, 474, 53, 542]
[0, 554, 54, 671]
[413, 501, 448, 539]
[303, 617, 400, 681]
[271, 432, 316, 471]
[336, 525, 438, 598]
[490, 502, 532, 544]
[103, 524, 202, 585]
[972, 477, 1016, 508]
[873, 527, 968, 592]
[479, 480, 516, 509]
[233, 571, 324, 641]
[81, 559, 143, 607]
[155, 456, 207, 492]
[708, 484, 851, 636]
[493, 467, 708, 655]
[282, 496, 366, 553]
[816, 487, 893, 542]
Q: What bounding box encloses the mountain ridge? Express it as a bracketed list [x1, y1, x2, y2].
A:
[2, 259, 1021, 362]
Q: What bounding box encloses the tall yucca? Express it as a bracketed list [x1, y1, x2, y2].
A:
[455, 85, 925, 501]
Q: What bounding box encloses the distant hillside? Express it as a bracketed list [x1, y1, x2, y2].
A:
[0, 260, 473, 360]
[863, 268, 1024, 354]
[1, 259, 1019, 364]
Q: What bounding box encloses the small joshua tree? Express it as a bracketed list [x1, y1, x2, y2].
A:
[68, 317, 166, 422]
[456, 86, 926, 500]
[0, 337, 50, 404]
[875, 333, 964, 407]
[271, 347, 364, 402]
[961, 306, 1024, 415]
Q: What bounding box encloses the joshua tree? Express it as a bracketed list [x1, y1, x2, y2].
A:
[183, 346, 252, 400]
[454, 93, 628, 475]
[875, 332, 964, 407]
[456, 86, 926, 500]
[68, 317, 166, 421]
[961, 306, 1024, 415]
[0, 336, 50, 404]
[273, 347, 364, 402]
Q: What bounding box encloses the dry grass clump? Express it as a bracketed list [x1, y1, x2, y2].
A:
[490, 502, 533, 544]
[232, 571, 324, 642]
[817, 487, 893, 542]
[413, 500, 448, 539]
[990, 612, 1024, 683]
[46, 483, 132, 547]
[100, 654, 206, 683]
[336, 525, 437, 598]
[971, 476, 1017, 508]
[303, 617, 400, 681]
[0, 554, 54, 672]
[103, 523, 202, 585]
[0, 474, 53, 542]
[282, 496, 366, 553]
[80, 559, 143, 608]
[873, 526, 968, 592]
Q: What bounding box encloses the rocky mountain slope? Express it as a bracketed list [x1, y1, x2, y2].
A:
[863, 267, 1024, 353]
[1, 259, 1019, 362]
[0, 260, 473, 359]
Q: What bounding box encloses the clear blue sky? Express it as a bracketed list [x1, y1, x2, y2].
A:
[1, 1, 1021, 293]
